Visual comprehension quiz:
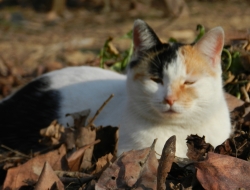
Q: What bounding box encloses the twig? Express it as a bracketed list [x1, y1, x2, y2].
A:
[238, 140, 248, 151]
[230, 80, 248, 85]
[223, 72, 235, 86]
[233, 138, 238, 158]
[1, 145, 30, 159]
[55, 170, 93, 178]
[157, 136, 176, 190]
[240, 86, 250, 102]
[245, 82, 250, 92]
[59, 176, 94, 185]
[87, 94, 114, 126]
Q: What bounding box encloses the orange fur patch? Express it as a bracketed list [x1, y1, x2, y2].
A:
[171, 82, 197, 108]
[180, 45, 216, 77]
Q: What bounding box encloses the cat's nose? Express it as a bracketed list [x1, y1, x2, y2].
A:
[164, 95, 177, 106]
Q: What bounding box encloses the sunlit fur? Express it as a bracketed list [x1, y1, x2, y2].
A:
[126, 43, 231, 157]
[122, 20, 231, 157]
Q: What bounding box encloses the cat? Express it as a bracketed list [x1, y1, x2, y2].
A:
[0, 19, 231, 158]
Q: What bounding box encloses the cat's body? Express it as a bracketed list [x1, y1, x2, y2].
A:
[0, 20, 231, 157]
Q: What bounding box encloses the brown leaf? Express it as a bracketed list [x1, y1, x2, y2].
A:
[77, 126, 96, 171]
[3, 144, 68, 189]
[186, 134, 214, 161]
[214, 139, 232, 156]
[40, 120, 76, 149]
[157, 136, 176, 190]
[39, 120, 65, 146]
[95, 140, 158, 189]
[67, 109, 96, 171]
[195, 152, 250, 189]
[94, 153, 114, 175]
[225, 92, 244, 112]
[67, 140, 100, 171]
[215, 102, 250, 160]
[35, 162, 64, 190]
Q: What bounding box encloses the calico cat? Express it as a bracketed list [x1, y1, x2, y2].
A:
[0, 19, 231, 157]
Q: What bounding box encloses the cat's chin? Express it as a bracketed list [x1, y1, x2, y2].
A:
[162, 109, 181, 116]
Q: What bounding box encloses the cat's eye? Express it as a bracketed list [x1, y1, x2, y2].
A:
[184, 81, 195, 85]
[150, 77, 163, 85]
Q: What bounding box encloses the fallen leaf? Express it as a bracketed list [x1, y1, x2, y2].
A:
[3, 144, 68, 189]
[186, 135, 214, 161]
[94, 153, 114, 175]
[215, 102, 250, 160]
[67, 140, 100, 171]
[40, 120, 76, 150]
[67, 109, 96, 171]
[95, 140, 158, 190]
[39, 120, 65, 146]
[35, 161, 64, 190]
[157, 136, 176, 190]
[195, 152, 250, 189]
[225, 92, 244, 112]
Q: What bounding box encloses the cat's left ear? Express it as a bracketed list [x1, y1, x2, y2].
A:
[194, 27, 224, 67]
[133, 19, 161, 54]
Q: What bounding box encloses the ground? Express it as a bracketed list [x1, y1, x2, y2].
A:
[0, 0, 249, 97]
[0, 1, 250, 188]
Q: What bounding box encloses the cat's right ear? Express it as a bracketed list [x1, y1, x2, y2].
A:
[133, 19, 161, 54]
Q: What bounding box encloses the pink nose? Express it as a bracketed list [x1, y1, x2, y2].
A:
[164, 96, 177, 106]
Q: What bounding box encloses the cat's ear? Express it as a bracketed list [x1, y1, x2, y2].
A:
[133, 19, 161, 54]
[194, 27, 224, 67]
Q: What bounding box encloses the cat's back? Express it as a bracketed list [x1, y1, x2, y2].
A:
[0, 66, 126, 151]
[48, 66, 127, 126]
[44, 66, 125, 88]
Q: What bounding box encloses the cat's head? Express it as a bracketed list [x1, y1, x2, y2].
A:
[127, 19, 225, 124]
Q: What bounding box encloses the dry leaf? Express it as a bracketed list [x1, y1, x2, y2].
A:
[40, 120, 65, 146]
[195, 152, 250, 189]
[215, 102, 250, 159]
[76, 126, 96, 171]
[95, 140, 158, 189]
[3, 144, 68, 189]
[67, 140, 100, 171]
[225, 92, 244, 112]
[186, 135, 214, 161]
[157, 136, 176, 190]
[35, 162, 64, 190]
[67, 109, 96, 171]
[40, 120, 76, 149]
[94, 153, 114, 175]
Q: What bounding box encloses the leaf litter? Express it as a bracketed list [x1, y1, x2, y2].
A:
[2, 95, 250, 189]
[1, 23, 250, 190]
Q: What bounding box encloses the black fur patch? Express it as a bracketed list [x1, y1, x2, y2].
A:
[130, 42, 183, 79]
[0, 76, 61, 152]
[149, 43, 183, 78]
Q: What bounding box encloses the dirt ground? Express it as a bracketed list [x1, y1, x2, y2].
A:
[0, 0, 249, 97]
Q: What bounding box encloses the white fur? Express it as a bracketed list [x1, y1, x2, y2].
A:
[42, 64, 230, 158]
[38, 23, 231, 158]
[4, 21, 230, 158]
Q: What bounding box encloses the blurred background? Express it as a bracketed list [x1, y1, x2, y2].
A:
[0, 0, 249, 98]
